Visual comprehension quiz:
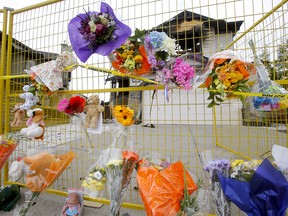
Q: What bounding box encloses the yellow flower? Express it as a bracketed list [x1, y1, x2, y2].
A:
[223, 79, 231, 88]
[231, 159, 244, 168]
[113, 106, 134, 126]
[133, 54, 143, 63]
[236, 72, 244, 81]
[113, 105, 125, 117]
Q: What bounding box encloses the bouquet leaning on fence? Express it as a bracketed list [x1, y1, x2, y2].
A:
[137, 159, 198, 216]
[218, 157, 288, 216]
[204, 159, 231, 216]
[12, 150, 75, 216]
[0, 132, 20, 170]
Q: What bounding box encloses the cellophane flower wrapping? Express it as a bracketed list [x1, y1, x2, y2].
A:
[0, 132, 19, 170]
[204, 50, 251, 107]
[105, 148, 123, 216]
[272, 144, 288, 181]
[14, 150, 75, 216]
[68, 2, 131, 62]
[82, 149, 109, 198]
[248, 40, 288, 114]
[204, 159, 231, 216]
[136, 160, 197, 216]
[111, 29, 151, 75]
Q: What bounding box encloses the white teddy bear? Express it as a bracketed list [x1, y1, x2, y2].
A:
[19, 84, 39, 110]
[20, 108, 45, 140]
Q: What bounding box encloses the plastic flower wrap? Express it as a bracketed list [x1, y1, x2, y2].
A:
[26, 50, 78, 92]
[205, 50, 251, 107]
[0, 132, 19, 170]
[159, 54, 195, 90]
[68, 2, 131, 62]
[82, 149, 108, 198]
[111, 29, 151, 75]
[14, 150, 75, 215]
[272, 144, 288, 180]
[136, 160, 197, 216]
[204, 159, 231, 216]
[218, 158, 288, 216]
[248, 40, 288, 113]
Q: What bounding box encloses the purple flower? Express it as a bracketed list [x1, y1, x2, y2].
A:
[204, 159, 230, 172]
[68, 2, 131, 62]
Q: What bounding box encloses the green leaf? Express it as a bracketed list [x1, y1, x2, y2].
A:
[207, 94, 215, 100]
[237, 86, 250, 92]
[207, 100, 217, 108]
[215, 96, 224, 102]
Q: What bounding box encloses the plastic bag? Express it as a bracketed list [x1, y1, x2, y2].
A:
[249, 40, 288, 113]
[82, 149, 109, 198]
[22, 150, 75, 192]
[137, 160, 197, 216]
[204, 50, 251, 107]
[0, 132, 19, 170]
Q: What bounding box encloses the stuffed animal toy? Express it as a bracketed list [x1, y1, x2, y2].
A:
[10, 103, 25, 127]
[19, 84, 39, 110]
[20, 108, 45, 140]
[61, 192, 81, 216]
[83, 94, 104, 128]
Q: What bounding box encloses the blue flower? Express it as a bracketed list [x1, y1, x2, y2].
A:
[147, 31, 167, 49]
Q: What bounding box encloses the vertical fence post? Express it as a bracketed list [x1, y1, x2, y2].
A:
[3, 8, 14, 183]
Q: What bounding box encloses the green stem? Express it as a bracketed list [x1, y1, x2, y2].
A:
[17, 191, 40, 216]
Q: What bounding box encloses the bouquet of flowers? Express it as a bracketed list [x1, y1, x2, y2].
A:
[205, 50, 251, 107]
[113, 105, 134, 127]
[111, 29, 151, 75]
[0, 132, 19, 170]
[218, 158, 288, 216]
[136, 160, 197, 216]
[248, 40, 288, 113]
[57, 95, 86, 115]
[204, 159, 231, 216]
[144, 31, 177, 70]
[68, 2, 131, 62]
[82, 149, 108, 198]
[160, 54, 196, 90]
[15, 150, 75, 215]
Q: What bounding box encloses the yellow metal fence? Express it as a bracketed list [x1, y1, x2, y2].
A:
[0, 0, 287, 214]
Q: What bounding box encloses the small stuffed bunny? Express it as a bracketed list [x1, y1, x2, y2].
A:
[20, 108, 45, 140]
[19, 84, 39, 110]
[61, 192, 81, 216]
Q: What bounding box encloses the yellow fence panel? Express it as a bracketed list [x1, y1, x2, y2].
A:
[0, 0, 287, 215]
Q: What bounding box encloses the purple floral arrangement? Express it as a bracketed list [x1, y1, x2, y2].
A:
[68, 2, 131, 62]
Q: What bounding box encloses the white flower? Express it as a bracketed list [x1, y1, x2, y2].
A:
[107, 159, 123, 167]
[89, 20, 96, 33]
[159, 37, 177, 55]
[99, 15, 109, 25]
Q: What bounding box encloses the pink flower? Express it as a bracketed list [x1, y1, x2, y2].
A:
[172, 58, 195, 90]
[57, 98, 69, 112]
